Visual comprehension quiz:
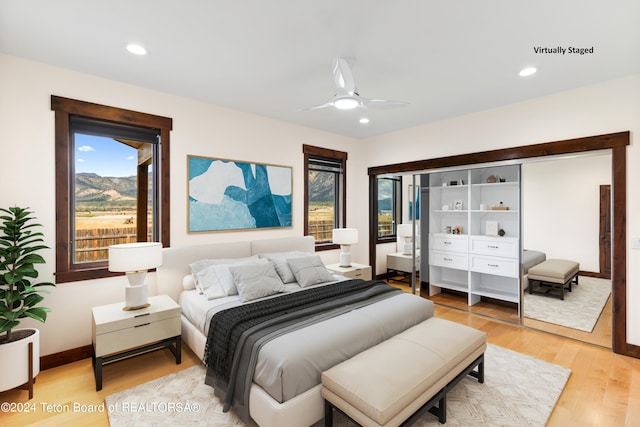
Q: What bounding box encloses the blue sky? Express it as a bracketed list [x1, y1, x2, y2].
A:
[74, 134, 137, 177]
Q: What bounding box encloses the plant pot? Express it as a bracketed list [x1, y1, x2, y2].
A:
[0, 328, 40, 397]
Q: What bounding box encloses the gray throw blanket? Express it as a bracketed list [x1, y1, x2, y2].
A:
[204, 279, 401, 420]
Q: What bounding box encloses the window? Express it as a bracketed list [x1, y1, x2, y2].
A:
[377, 175, 402, 240]
[51, 96, 172, 283]
[303, 145, 347, 248]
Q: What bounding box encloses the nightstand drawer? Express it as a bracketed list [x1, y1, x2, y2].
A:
[92, 295, 181, 335]
[346, 267, 372, 280]
[94, 316, 180, 357]
[326, 263, 372, 280]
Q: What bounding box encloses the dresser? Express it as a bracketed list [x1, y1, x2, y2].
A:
[91, 294, 181, 391]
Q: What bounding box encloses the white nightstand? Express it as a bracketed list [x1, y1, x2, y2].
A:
[387, 251, 420, 284]
[326, 262, 372, 280]
[91, 294, 181, 391]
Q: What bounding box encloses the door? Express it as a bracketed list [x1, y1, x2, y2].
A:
[599, 185, 611, 279]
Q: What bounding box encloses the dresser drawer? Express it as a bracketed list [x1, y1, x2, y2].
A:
[94, 316, 181, 357]
[470, 236, 518, 258]
[469, 255, 519, 278]
[431, 234, 469, 253]
[430, 250, 469, 270]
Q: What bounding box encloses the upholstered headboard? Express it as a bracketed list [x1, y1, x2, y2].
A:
[250, 235, 315, 255]
[156, 236, 316, 302]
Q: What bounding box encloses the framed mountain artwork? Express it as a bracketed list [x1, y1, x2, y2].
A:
[187, 155, 292, 232]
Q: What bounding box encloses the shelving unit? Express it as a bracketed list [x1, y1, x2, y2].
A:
[427, 164, 521, 310]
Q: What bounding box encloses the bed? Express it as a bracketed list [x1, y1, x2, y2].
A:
[156, 236, 434, 427]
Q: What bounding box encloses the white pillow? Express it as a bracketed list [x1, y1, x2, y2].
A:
[192, 266, 227, 299]
[229, 262, 285, 302]
[182, 274, 196, 290]
[259, 251, 312, 283]
[287, 255, 335, 288]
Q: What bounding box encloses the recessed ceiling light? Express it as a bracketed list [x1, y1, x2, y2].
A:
[359, 118, 370, 124]
[519, 67, 537, 77]
[125, 43, 147, 56]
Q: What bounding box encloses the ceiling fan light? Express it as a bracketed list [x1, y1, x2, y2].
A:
[334, 97, 359, 110]
[126, 43, 148, 56]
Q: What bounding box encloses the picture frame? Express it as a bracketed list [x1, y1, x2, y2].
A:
[454, 200, 464, 210]
[187, 155, 292, 232]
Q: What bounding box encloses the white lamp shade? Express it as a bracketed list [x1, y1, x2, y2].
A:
[332, 228, 358, 245]
[397, 224, 413, 238]
[108, 242, 163, 272]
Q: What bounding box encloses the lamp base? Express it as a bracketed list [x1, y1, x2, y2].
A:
[122, 303, 150, 311]
[339, 252, 352, 268]
[123, 284, 148, 311]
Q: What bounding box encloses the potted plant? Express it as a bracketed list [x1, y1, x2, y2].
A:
[0, 206, 55, 397]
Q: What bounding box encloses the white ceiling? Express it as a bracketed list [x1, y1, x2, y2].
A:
[1, 0, 639, 139]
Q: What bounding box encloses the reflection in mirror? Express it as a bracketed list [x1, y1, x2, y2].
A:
[521, 151, 612, 348]
[415, 152, 613, 348]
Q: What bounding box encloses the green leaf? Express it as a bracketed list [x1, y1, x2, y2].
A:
[0, 319, 20, 334]
[24, 307, 48, 323]
[23, 293, 44, 307]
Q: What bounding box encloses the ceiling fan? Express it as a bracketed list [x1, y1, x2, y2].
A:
[304, 58, 409, 111]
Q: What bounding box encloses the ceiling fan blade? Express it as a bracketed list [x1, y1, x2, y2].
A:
[301, 102, 334, 111]
[333, 58, 356, 94]
[360, 97, 409, 109]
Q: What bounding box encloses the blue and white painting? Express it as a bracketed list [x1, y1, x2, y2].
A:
[188, 156, 292, 232]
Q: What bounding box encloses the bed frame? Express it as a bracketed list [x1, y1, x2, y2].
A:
[156, 236, 323, 427]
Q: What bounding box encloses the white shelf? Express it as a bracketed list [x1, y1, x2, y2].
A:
[471, 287, 519, 303]
[428, 164, 521, 308]
[431, 279, 468, 293]
[470, 209, 519, 213]
[471, 182, 518, 188]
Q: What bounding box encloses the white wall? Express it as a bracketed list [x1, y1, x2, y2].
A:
[2, 51, 639, 354]
[365, 74, 640, 346]
[522, 153, 611, 272]
[0, 53, 368, 356]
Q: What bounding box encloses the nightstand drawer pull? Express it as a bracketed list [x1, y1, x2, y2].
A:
[134, 322, 150, 328]
[134, 313, 150, 318]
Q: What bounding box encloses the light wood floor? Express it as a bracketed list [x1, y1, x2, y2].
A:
[2, 295, 638, 426]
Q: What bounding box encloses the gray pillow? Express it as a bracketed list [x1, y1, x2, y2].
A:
[287, 255, 335, 288]
[259, 251, 311, 283]
[229, 261, 285, 302]
[190, 255, 260, 296]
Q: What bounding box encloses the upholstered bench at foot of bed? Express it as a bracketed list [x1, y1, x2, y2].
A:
[321, 317, 487, 427]
[528, 259, 579, 300]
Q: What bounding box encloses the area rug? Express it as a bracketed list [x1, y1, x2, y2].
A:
[524, 276, 611, 332]
[106, 344, 570, 427]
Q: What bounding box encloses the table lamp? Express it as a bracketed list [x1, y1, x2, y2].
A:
[332, 228, 358, 267]
[397, 224, 414, 255]
[108, 242, 162, 310]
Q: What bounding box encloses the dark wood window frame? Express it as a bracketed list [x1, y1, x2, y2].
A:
[51, 96, 172, 283]
[368, 131, 634, 358]
[303, 144, 347, 251]
[375, 175, 402, 244]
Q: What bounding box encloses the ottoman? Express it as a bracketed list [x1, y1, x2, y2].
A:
[527, 259, 579, 300]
